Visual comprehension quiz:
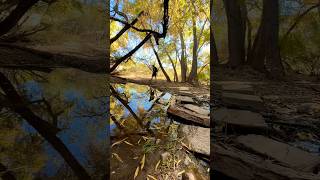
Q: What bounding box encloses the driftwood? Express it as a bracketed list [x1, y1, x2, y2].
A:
[212, 143, 320, 180]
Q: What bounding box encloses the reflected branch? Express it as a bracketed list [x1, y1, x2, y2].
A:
[110, 85, 144, 128]
[0, 72, 91, 180]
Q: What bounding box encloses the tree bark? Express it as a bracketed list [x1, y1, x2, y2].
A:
[179, 31, 188, 82]
[224, 0, 246, 68]
[0, 0, 39, 37]
[249, 0, 284, 78]
[165, 49, 179, 82]
[211, 1, 219, 66]
[188, 0, 199, 83]
[150, 40, 171, 82]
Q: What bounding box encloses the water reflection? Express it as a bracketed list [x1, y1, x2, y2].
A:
[0, 69, 107, 179]
[110, 83, 172, 179]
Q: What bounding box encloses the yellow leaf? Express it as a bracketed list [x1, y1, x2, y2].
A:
[112, 153, 123, 163]
[177, 170, 185, 176]
[134, 166, 139, 179]
[181, 142, 189, 149]
[111, 137, 128, 147]
[147, 174, 157, 180]
[176, 159, 181, 167]
[124, 140, 134, 146]
[133, 156, 139, 159]
[140, 154, 146, 170]
[155, 160, 161, 171]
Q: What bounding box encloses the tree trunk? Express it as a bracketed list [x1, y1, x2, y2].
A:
[150, 40, 171, 82]
[188, 0, 198, 83]
[0, 0, 39, 37]
[211, 1, 219, 66]
[224, 0, 246, 68]
[165, 49, 179, 82]
[249, 0, 284, 78]
[179, 31, 187, 82]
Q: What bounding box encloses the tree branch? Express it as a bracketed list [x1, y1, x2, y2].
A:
[110, 11, 144, 44]
[110, 33, 152, 72]
[281, 3, 320, 44]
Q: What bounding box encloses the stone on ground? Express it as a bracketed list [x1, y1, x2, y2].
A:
[221, 92, 264, 111]
[176, 96, 194, 104]
[178, 87, 190, 91]
[182, 172, 196, 180]
[297, 103, 320, 115]
[236, 134, 320, 172]
[183, 104, 210, 116]
[168, 104, 210, 127]
[179, 125, 210, 156]
[221, 83, 254, 94]
[214, 108, 267, 132]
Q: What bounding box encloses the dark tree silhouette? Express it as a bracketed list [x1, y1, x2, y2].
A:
[110, 0, 170, 72]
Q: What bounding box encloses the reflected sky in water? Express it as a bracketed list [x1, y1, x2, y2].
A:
[111, 83, 171, 134]
[2, 69, 108, 178]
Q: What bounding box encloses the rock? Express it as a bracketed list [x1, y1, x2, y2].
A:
[221, 83, 254, 94]
[221, 92, 265, 112]
[213, 108, 267, 133]
[297, 103, 320, 115]
[176, 96, 194, 104]
[179, 91, 193, 96]
[183, 104, 209, 116]
[161, 152, 171, 162]
[213, 143, 320, 180]
[178, 87, 190, 91]
[182, 172, 196, 180]
[236, 135, 320, 172]
[179, 125, 210, 156]
[168, 104, 210, 127]
[262, 95, 280, 102]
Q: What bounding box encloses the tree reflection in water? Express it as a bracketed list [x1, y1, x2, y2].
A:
[110, 83, 172, 179]
[0, 68, 108, 179]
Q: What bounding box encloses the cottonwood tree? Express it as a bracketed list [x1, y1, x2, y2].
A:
[110, 0, 169, 73]
[248, 0, 284, 78]
[223, 0, 246, 68]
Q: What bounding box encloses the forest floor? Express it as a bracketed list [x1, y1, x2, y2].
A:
[113, 66, 320, 179]
[213, 65, 320, 179]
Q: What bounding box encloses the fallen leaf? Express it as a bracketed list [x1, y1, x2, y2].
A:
[177, 170, 185, 176]
[147, 174, 157, 180]
[134, 166, 139, 179]
[140, 154, 146, 170]
[111, 137, 128, 147]
[181, 142, 189, 149]
[155, 160, 161, 171]
[124, 140, 134, 146]
[176, 159, 181, 167]
[112, 153, 123, 163]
